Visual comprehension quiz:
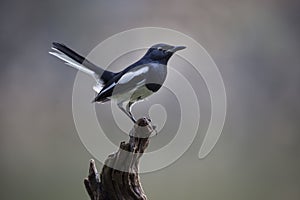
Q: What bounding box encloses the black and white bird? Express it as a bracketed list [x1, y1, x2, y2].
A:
[50, 42, 186, 123]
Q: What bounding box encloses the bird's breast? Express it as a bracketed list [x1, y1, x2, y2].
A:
[111, 85, 153, 103]
[130, 85, 154, 101]
[145, 63, 167, 92]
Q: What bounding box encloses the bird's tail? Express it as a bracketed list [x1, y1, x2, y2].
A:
[49, 42, 115, 84]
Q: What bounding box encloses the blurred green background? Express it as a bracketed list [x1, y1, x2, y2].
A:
[1, 0, 300, 199]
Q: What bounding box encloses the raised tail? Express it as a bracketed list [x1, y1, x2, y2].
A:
[49, 42, 116, 84]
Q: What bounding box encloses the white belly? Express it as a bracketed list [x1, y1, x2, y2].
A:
[111, 85, 153, 103]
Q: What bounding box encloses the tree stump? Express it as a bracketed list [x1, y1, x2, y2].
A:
[84, 117, 154, 200]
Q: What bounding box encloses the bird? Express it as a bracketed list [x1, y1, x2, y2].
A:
[50, 42, 186, 123]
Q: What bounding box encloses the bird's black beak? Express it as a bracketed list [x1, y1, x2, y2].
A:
[169, 46, 186, 53]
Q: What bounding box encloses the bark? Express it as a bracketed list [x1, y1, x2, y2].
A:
[84, 117, 154, 200]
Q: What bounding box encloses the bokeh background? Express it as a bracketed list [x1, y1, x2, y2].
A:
[1, 0, 300, 199]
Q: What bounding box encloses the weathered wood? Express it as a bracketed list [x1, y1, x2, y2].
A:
[84, 118, 154, 200]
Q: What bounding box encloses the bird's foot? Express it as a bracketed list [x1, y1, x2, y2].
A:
[134, 117, 158, 136]
[130, 116, 137, 124]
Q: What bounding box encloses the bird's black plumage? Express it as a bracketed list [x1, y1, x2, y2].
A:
[145, 83, 162, 92]
[50, 43, 186, 123]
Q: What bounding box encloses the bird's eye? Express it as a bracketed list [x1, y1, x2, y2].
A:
[158, 48, 163, 51]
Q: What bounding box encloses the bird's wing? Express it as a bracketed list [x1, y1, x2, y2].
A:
[93, 65, 150, 102]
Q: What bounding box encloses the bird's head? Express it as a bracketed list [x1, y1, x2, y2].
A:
[143, 43, 186, 64]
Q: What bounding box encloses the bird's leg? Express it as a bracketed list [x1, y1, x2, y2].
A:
[126, 101, 137, 123]
[117, 102, 136, 123]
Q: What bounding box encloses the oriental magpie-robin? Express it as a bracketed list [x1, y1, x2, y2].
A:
[50, 43, 186, 123]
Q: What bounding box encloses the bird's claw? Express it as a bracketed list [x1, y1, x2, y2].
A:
[134, 117, 158, 136]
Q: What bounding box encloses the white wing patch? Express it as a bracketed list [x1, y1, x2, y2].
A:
[118, 66, 149, 85]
